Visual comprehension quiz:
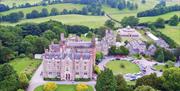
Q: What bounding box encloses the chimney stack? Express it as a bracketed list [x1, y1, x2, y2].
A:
[60, 33, 64, 41]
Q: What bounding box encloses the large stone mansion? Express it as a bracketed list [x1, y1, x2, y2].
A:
[42, 34, 96, 80]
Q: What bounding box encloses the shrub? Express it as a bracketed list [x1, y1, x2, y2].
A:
[94, 65, 101, 75]
[43, 82, 57, 91]
[75, 78, 91, 81]
[120, 64, 125, 68]
[19, 73, 29, 89]
[76, 83, 88, 91]
[44, 77, 61, 81]
[17, 89, 25, 91]
[134, 85, 156, 91]
[19, 53, 26, 58]
[165, 60, 174, 68]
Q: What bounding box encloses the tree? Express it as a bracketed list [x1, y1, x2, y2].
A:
[94, 65, 101, 75]
[96, 52, 104, 63]
[0, 46, 15, 64]
[156, 50, 164, 62]
[41, 8, 49, 17]
[153, 48, 176, 62]
[95, 68, 117, 91]
[104, 20, 115, 29]
[121, 16, 139, 27]
[86, 31, 94, 38]
[50, 8, 59, 16]
[62, 9, 68, 14]
[165, 60, 174, 68]
[26, 10, 40, 19]
[162, 68, 180, 91]
[136, 73, 163, 90]
[109, 46, 117, 55]
[42, 30, 57, 41]
[154, 18, 165, 28]
[134, 85, 156, 91]
[168, 15, 179, 26]
[76, 83, 88, 91]
[115, 74, 127, 91]
[19, 73, 29, 89]
[109, 46, 129, 55]
[1, 11, 24, 22]
[0, 4, 9, 12]
[141, 0, 146, 4]
[137, 5, 180, 17]
[52, 26, 67, 40]
[0, 64, 20, 91]
[43, 82, 57, 91]
[81, 7, 88, 15]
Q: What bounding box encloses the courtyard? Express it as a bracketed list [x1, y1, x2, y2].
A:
[34, 84, 94, 91]
[106, 60, 140, 75]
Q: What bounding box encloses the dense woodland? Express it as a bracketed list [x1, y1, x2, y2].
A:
[0, 20, 106, 64]
[137, 4, 180, 17]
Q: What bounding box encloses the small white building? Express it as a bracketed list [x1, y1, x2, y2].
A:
[34, 54, 42, 59]
[146, 32, 159, 41]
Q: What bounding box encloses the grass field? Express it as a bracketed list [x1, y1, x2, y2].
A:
[140, 11, 180, 23]
[158, 25, 180, 45]
[0, 0, 179, 28]
[106, 60, 140, 75]
[1, 14, 108, 28]
[34, 84, 94, 91]
[103, 0, 179, 23]
[10, 57, 41, 75]
[1, 3, 84, 15]
[0, 0, 42, 7]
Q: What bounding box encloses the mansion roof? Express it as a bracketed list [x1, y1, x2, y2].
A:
[43, 33, 95, 60]
[44, 52, 91, 60]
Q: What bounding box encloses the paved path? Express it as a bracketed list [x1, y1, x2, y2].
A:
[98, 56, 115, 70]
[27, 63, 45, 91]
[132, 58, 163, 77]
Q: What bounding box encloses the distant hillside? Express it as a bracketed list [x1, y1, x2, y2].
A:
[1, 3, 84, 15]
[0, 0, 42, 7]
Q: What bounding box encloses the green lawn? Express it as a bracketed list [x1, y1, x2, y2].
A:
[103, 0, 179, 24]
[154, 65, 168, 71]
[0, 14, 108, 28]
[34, 84, 94, 91]
[158, 25, 180, 46]
[1, 3, 84, 15]
[106, 60, 140, 75]
[127, 81, 136, 85]
[10, 57, 41, 75]
[0, 0, 42, 7]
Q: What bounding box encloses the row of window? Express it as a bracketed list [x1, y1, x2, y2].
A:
[47, 61, 88, 64]
[48, 72, 88, 76]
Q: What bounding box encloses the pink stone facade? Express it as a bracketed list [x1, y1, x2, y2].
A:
[42, 34, 96, 80]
